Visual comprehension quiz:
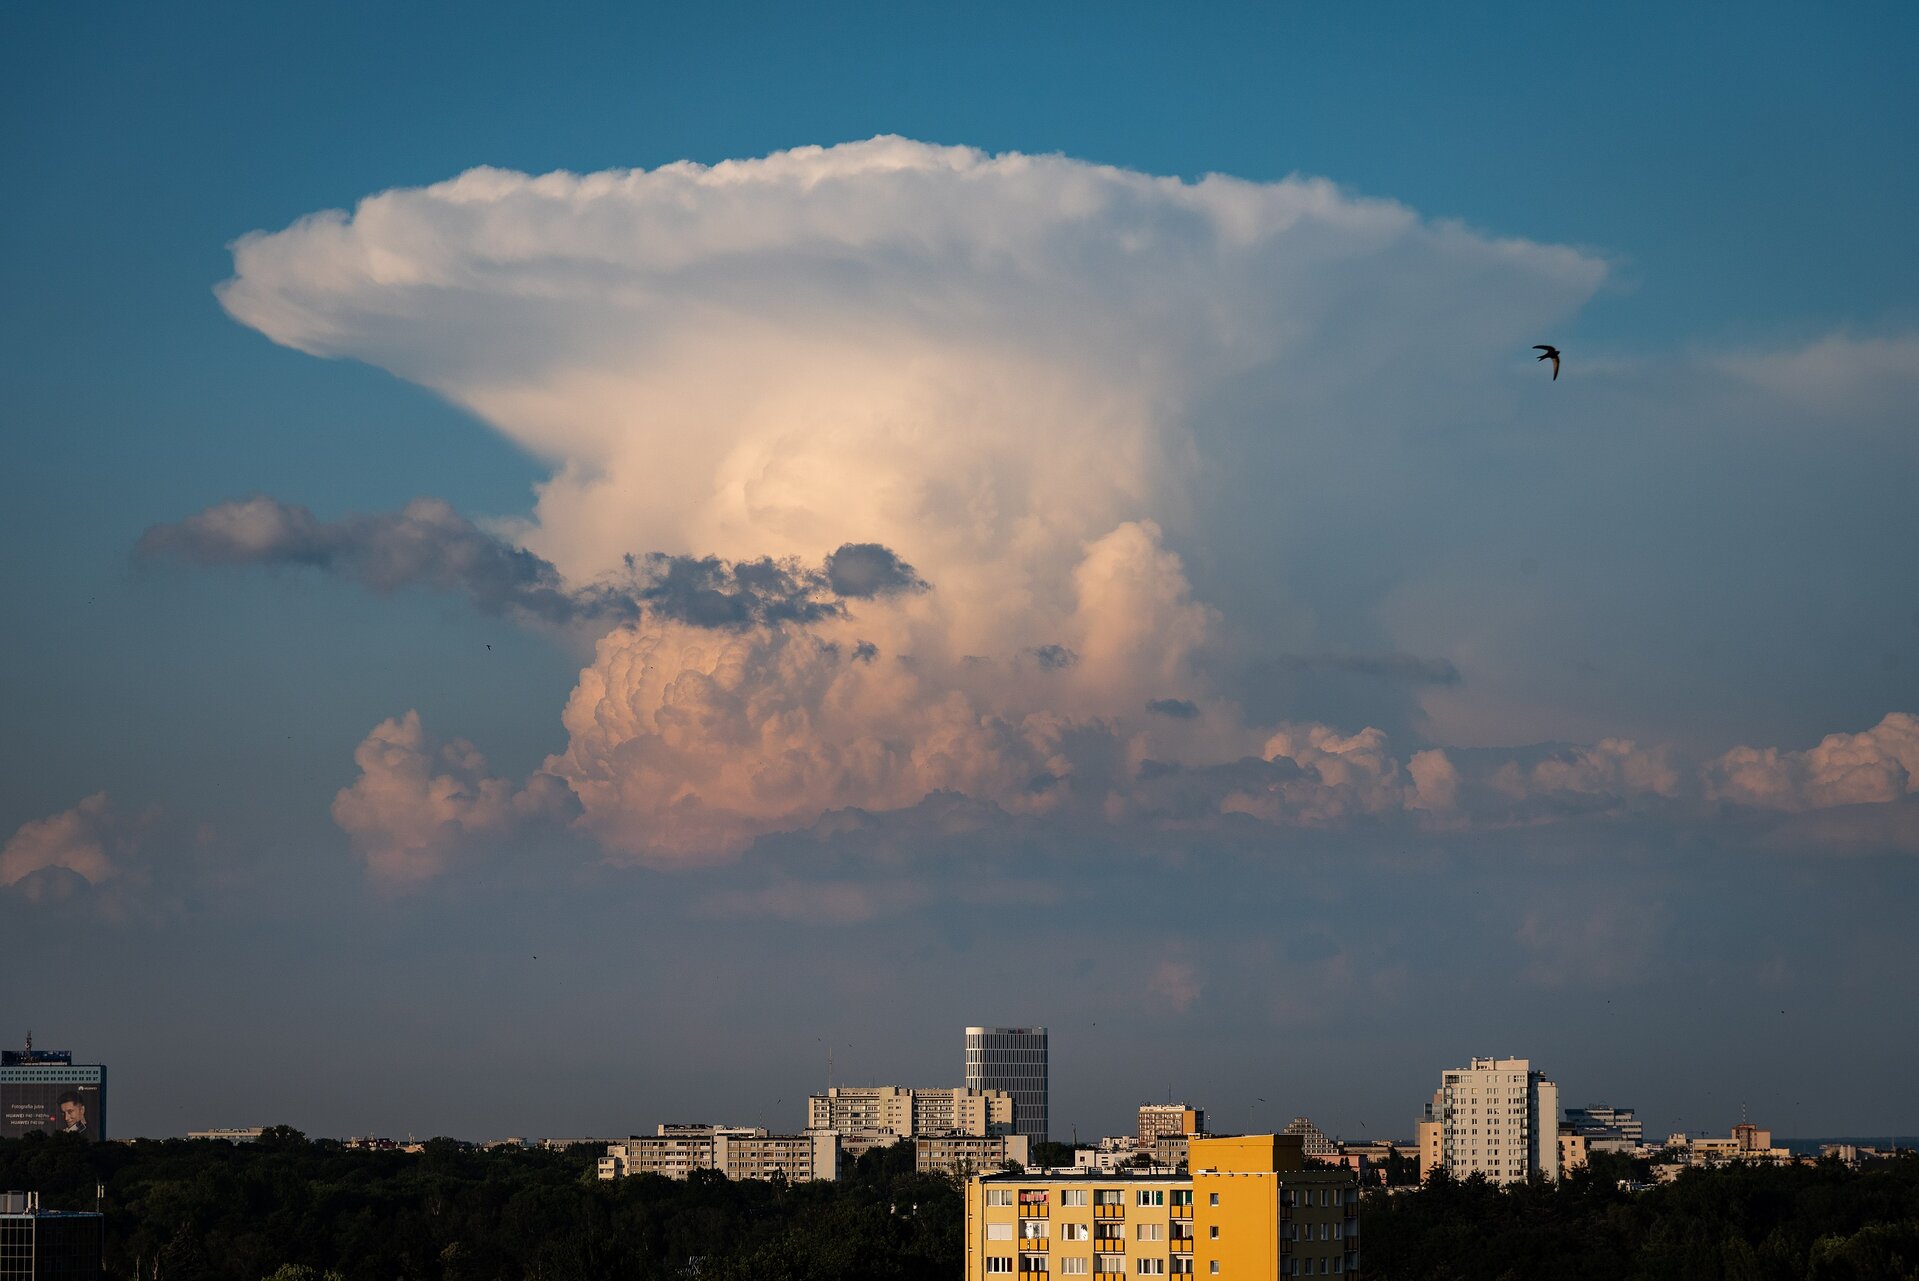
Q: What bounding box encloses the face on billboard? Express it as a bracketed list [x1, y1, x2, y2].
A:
[0, 1083, 103, 1140]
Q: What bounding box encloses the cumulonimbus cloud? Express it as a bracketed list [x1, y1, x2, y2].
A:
[205, 138, 1919, 870]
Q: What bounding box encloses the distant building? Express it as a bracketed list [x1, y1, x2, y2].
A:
[964, 1027, 1048, 1143]
[1565, 1105, 1643, 1148]
[0, 1190, 102, 1281]
[1150, 1132, 1192, 1169]
[0, 1038, 107, 1142]
[1557, 1125, 1589, 1174]
[186, 1128, 264, 1143]
[1658, 1121, 1792, 1174]
[1422, 1056, 1560, 1184]
[1283, 1116, 1338, 1159]
[964, 1134, 1361, 1281]
[807, 1085, 1014, 1150]
[598, 1125, 837, 1183]
[916, 1133, 1030, 1177]
[1136, 1103, 1205, 1149]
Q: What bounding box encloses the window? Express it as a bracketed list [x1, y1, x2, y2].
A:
[1208, 1193, 1220, 1207]
[989, 1224, 1014, 1241]
[1063, 1189, 1090, 1207]
[989, 1189, 1016, 1207]
[1171, 1260, 1193, 1276]
[1333, 1260, 1343, 1275]
[1095, 1189, 1123, 1206]
[1024, 1221, 1050, 1239]
[1170, 1190, 1192, 1208]
[987, 1259, 1015, 1275]
[1062, 1224, 1090, 1242]
[1136, 1189, 1165, 1207]
[1208, 1226, 1220, 1240]
[1136, 1262, 1165, 1276]
[1025, 1255, 1050, 1273]
[1209, 1265, 1220, 1276]
[1136, 1224, 1162, 1241]
[1061, 1261, 1089, 1277]
[1095, 1222, 1125, 1242]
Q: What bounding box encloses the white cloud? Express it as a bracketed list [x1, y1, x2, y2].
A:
[210, 138, 1919, 866]
[1707, 712, 1919, 812]
[1, 794, 125, 894]
[332, 712, 573, 884]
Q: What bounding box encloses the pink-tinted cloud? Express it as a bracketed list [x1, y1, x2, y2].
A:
[1706, 712, 1919, 812]
[1, 793, 123, 892]
[332, 712, 573, 884]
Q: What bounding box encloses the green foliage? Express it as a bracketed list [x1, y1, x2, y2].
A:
[1029, 1141, 1077, 1169]
[1362, 1153, 1919, 1281]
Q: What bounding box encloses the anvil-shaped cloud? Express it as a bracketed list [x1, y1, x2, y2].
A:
[198, 138, 1917, 873]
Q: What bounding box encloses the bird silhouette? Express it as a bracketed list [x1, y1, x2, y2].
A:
[1534, 345, 1561, 380]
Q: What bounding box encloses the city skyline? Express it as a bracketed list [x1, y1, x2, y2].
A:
[4, 3, 1916, 1142]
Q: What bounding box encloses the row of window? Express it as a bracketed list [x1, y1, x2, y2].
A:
[987, 1188, 1187, 1208]
[989, 1259, 1350, 1277]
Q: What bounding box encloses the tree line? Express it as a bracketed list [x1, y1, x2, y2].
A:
[2, 1131, 1915, 1280]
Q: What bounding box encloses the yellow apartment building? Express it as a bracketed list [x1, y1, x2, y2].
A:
[966, 1133, 1360, 1279]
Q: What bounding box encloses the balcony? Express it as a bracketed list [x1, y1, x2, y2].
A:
[1093, 1204, 1125, 1219]
[1021, 1205, 1051, 1219]
[1018, 1239, 1050, 1253]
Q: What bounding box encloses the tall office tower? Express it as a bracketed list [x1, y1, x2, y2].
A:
[1424, 1056, 1559, 1185]
[964, 1026, 1048, 1143]
[0, 1037, 107, 1142]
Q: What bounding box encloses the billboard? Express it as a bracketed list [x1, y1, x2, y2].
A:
[0, 1080, 105, 1140]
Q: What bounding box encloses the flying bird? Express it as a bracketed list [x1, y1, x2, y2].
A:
[1534, 344, 1561, 380]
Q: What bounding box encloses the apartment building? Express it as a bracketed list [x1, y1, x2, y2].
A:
[1421, 1057, 1560, 1185]
[808, 1085, 1015, 1141]
[966, 1133, 1360, 1279]
[1281, 1118, 1336, 1160]
[918, 1133, 1032, 1177]
[1138, 1105, 1206, 1149]
[598, 1124, 838, 1183]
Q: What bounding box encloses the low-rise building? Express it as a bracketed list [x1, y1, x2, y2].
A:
[1656, 1121, 1793, 1175]
[1557, 1125, 1589, 1174]
[186, 1128, 264, 1143]
[965, 1134, 1361, 1279]
[917, 1133, 1031, 1177]
[599, 1125, 837, 1183]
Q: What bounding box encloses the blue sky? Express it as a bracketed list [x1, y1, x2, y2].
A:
[3, 2, 1916, 1143]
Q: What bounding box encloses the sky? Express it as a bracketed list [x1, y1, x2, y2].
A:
[3, 1, 1917, 1145]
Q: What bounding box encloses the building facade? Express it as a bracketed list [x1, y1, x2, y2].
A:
[1281, 1118, 1337, 1159]
[1564, 1105, 1642, 1150]
[965, 1134, 1360, 1279]
[918, 1133, 1032, 1177]
[808, 1085, 1015, 1141]
[966, 1027, 1049, 1143]
[599, 1124, 837, 1183]
[0, 1192, 102, 1281]
[0, 1043, 106, 1143]
[1138, 1105, 1206, 1149]
[1423, 1057, 1560, 1185]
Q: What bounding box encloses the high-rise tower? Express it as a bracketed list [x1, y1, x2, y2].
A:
[963, 1026, 1048, 1143]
